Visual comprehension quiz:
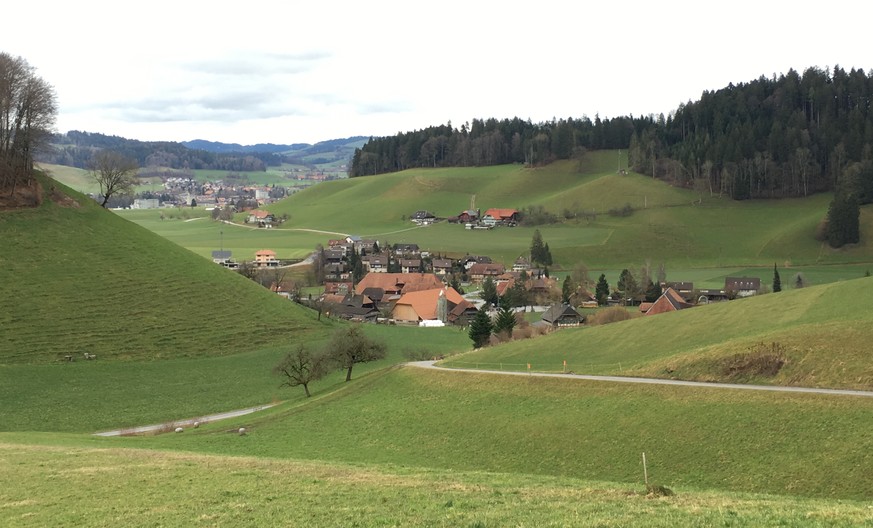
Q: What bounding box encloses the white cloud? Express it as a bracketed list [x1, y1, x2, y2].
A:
[6, 0, 873, 144]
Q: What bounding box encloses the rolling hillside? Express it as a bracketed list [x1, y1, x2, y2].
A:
[0, 173, 325, 364]
[443, 276, 873, 390]
[265, 151, 873, 269]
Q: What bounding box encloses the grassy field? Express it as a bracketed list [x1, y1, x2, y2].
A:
[3, 441, 870, 527]
[91, 366, 873, 500]
[0, 174, 325, 363]
[443, 276, 873, 389]
[115, 151, 873, 280]
[6, 156, 873, 524]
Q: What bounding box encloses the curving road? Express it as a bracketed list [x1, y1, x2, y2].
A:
[93, 403, 279, 437]
[406, 361, 873, 398]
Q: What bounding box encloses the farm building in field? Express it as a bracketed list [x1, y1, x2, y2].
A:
[482, 208, 520, 226]
[542, 304, 584, 327]
[725, 277, 761, 297]
[643, 287, 694, 315]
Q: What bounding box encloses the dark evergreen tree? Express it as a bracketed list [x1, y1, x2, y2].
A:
[826, 192, 860, 248]
[595, 274, 610, 306]
[562, 275, 575, 304]
[645, 280, 662, 302]
[493, 304, 516, 336]
[480, 277, 499, 307]
[773, 263, 782, 292]
[468, 309, 493, 348]
[530, 229, 546, 266]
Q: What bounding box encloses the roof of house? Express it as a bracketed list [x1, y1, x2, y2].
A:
[725, 277, 761, 290]
[249, 210, 271, 218]
[496, 279, 515, 297]
[255, 249, 276, 257]
[212, 250, 232, 259]
[393, 287, 466, 321]
[483, 208, 519, 219]
[468, 263, 506, 276]
[354, 272, 444, 295]
[432, 258, 453, 268]
[645, 287, 693, 315]
[542, 304, 583, 324]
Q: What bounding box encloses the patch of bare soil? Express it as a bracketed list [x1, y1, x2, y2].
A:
[50, 185, 80, 208]
[720, 342, 787, 379]
[0, 180, 43, 210]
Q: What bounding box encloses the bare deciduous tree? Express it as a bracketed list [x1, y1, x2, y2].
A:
[0, 52, 57, 194]
[90, 150, 139, 207]
[274, 345, 330, 397]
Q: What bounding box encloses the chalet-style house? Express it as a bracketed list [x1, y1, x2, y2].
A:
[212, 250, 232, 265]
[482, 208, 520, 226]
[432, 258, 454, 276]
[541, 304, 584, 327]
[391, 287, 477, 326]
[462, 255, 493, 270]
[468, 263, 506, 282]
[641, 287, 694, 315]
[393, 243, 421, 256]
[663, 281, 695, 301]
[400, 258, 422, 274]
[246, 210, 275, 226]
[254, 249, 278, 267]
[724, 277, 761, 297]
[362, 254, 389, 273]
[327, 293, 381, 322]
[512, 256, 531, 272]
[410, 210, 436, 225]
[323, 282, 353, 295]
[453, 209, 479, 224]
[354, 272, 445, 299]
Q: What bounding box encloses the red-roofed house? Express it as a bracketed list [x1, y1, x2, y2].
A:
[468, 263, 506, 282]
[482, 208, 520, 226]
[644, 287, 693, 315]
[254, 249, 278, 267]
[391, 287, 477, 325]
[354, 273, 445, 297]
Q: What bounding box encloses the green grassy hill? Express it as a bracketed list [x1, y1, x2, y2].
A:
[261, 151, 873, 269]
[443, 276, 873, 390]
[0, 173, 324, 364]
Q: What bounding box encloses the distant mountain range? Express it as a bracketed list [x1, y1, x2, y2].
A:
[41, 131, 369, 171]
[182, 137, 368, 157]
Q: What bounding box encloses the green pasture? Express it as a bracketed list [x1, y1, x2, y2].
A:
[0, 175, 324, 363]
[3, 442, 869, 528]
[0, 324, 469, 433]
[444, 276, 873, 390]
[109, 366, 873, 500]
[116, 209, 332, 260]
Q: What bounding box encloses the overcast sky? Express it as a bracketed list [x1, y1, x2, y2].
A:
[6, 1, 871, 146]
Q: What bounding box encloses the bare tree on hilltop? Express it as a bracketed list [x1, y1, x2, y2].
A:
[0, 52, 57, 194]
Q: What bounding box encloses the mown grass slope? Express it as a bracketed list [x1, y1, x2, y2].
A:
[443, 277, 873, 390]
[0, 174, 324, 364]
[1, 439, 870, 527]
[128, 366, 873, 500]
[260, 151, 873, 269]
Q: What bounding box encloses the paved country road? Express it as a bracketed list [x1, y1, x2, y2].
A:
[406, 361, 873, 398]
[94, 403, 279, 437]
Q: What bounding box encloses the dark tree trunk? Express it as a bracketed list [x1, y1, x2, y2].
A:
[303, 382, 311, 398]
[345, 365, 353, 382]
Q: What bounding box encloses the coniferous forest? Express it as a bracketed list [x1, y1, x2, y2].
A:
[350, 66, 873, 205]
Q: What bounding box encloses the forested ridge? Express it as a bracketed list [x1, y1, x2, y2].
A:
[351, 66, 873, 202]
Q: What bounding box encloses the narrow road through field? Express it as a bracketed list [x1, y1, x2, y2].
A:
[93, 403, 279, 437]
[407, 361, 873, 398]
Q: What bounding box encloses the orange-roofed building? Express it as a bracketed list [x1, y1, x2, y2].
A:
[254, 249, 278, 267]
[482, 208, 520, 226]
[354, 272, 444, 296]
[391, 287, 477, 325]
